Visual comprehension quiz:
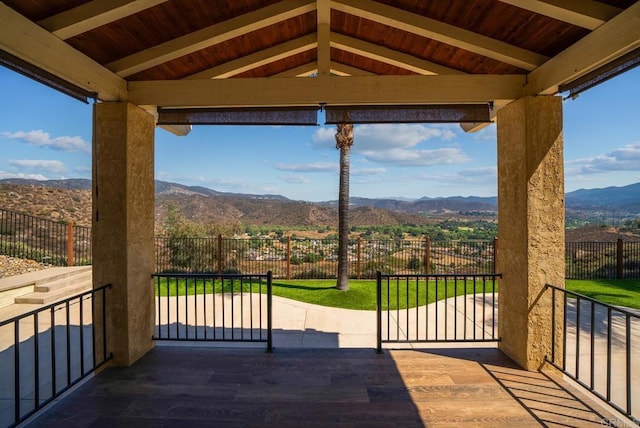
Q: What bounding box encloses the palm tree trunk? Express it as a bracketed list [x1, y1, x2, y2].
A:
[335, 122, 353, 291]
[336, 142, 350, 290]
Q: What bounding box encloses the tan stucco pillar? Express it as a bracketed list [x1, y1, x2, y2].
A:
[92, 102, 155, 366]
[497, 95, 565, 371]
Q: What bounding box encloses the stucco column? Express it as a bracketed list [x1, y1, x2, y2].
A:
[92, 102, 155, 366]
[497, 96, 565, 371]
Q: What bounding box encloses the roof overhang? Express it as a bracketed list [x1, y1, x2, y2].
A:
[1, 0, 639, 131]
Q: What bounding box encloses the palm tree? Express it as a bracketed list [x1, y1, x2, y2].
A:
[335, 122, 354, 291]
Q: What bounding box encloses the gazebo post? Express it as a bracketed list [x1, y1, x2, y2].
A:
[92, 102, 156, 366]
[497, 95, 565, 371]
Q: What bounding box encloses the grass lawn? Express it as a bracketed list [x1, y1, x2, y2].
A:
[154, 276, 640, 310]
[565, 279, 640, 310]
[154, 277, 498, 310]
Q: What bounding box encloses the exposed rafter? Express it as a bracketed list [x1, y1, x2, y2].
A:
[271, 61, 376, 77]
[497, 0, 621, 30]
[524, 0, 640, 95]
[128, 75, 526, 107]
[272, 63, 318, 77]
[330, 62, 376, 76]
[38, 0, 169, 40]
[106, 0, 316, 77]
[185, 35, 317, 79]
[330, 33, 463, 75]
[0, 3, 126, 101]
[332, 0, 548, 71]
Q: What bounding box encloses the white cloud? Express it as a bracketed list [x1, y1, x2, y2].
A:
[310, 124, 466, 167]
[570, 142, 640, 174]
[1, 130, 91, 153]
[283, 174, 310, 184]
[361, 148, 470, 166]
[0, 171, 48, 180]
[472, 124, 497, 142]
[352, 167, 386, 176]
[311, 124, 457, 151]
[311, 127, 337, 148]
[9, 159, 67, 174]
[355, 124, 456, 151]
[275, 162, 337, 173]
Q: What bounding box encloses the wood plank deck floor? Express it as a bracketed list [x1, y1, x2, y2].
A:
[25, 346, 621, 427]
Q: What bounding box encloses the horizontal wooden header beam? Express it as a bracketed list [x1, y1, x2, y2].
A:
[128, 74, 526, 107]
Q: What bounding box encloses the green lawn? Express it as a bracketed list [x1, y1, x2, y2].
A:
[153, 277, 497, 310]
[565, 279, 640, 310]
[154, 276, 640, 310]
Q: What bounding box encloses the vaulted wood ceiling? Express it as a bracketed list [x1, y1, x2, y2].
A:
[2, 0, 639, 119]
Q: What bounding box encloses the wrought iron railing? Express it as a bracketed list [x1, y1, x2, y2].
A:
[0, 284, 111, 428]
[0, 208, 91, 266]
[566, 240, 640, 280]
[154, 237, 496, 278]
[376, 272, 500, 353]
[152, 272, 272, 352]
[4, 205, 640, 280]
[546, 284, 639, 423]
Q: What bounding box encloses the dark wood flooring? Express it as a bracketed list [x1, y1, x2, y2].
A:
[25, 346, 620, 427]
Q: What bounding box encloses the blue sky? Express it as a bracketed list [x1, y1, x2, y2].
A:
[1, 66, 639, 202]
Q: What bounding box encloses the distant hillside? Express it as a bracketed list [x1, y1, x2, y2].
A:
[0, 180, 432, 228]
[2, 178, 639, 229]
[320, 195, 497, 214]
[565, 182, 640, 211]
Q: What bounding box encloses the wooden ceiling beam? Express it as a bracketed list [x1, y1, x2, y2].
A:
[330, 33, 463, 75]
[524, 0, 640, 95]
[332, 0, 547, 71]
[272, 63, 318, 77]
[0, 3, 126, 101]
[497, 0, 621, 30]
[330, 62, 376, 76]
[317, 0, 331, 76]
[128, 74, 526, 107]
[185, 35, 317, 79]
[38, 0, 169, 40]
[107, 0, 316, 77]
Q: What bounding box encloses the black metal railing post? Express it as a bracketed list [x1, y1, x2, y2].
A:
[376, 273, 501, 346]
[1, 284, 111, 427]
[376, 271, 382, 354]
[152, 272, 272, 348]
[267, 270, 273, 353]
[545, 283, 639, 422]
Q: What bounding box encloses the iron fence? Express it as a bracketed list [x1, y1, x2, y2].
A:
[0, 284, 111, 428]
[3, 206, 640, 280]
[154, 237, 496, 278]
[0, 208, 91, 267]
[546, 284, 639, 423]
[152, 272, 273, 352]
[566, 240, 640, 280]
[375, 272, 501, 353]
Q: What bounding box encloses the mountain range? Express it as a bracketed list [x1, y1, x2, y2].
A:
[1, 178, 639, 228]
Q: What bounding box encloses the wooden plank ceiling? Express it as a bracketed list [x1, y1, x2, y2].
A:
[1, 0, 639, 113]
